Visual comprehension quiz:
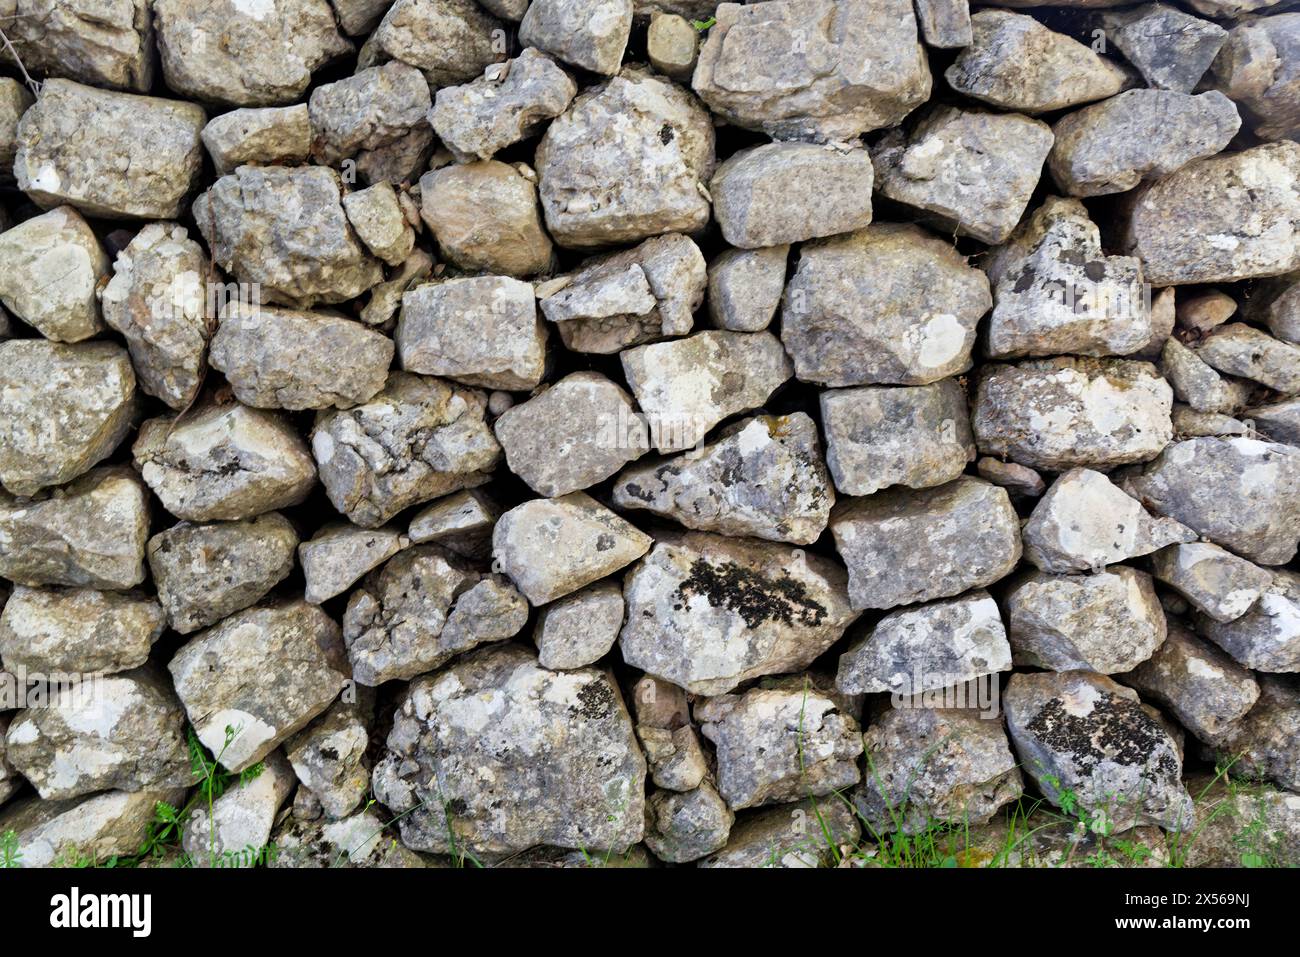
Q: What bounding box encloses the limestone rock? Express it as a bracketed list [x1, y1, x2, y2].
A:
[780, 224, 990, 387]
[368, 0, 506, 87]
[360, 248, 435, 327]
[1248, 396, 1300, 446]
[636, 725, 708, 792]
[647, 12, 698, 80]
[1194, 323, 1300, 394]
[182, 751, 295, 868]
[407, 489, 498, 558]
[534, 581, 624, 670]
[300, 523, 409, 605]
[269, 808, 426, 867]
[0, 79, 33, 177]
[0, 788, 189, 869]
[0, 340, 135, 498]
[1161, 338, 1254, 416]
[148, 513, 298, 634]
[830, 477, 1022, 611]
[1101, 4, 1226, 94]
[135, 402, 317, 522]
[519, 0, 632, 76]
[1177, 290, 1238, 334]
[0, 0, 155, 92]
[698, 797, 860, 868]
[915, 0, 972, 48]
[201, 105, 312, 175]
[0, 586, 164, 677]
[311, 372, 500, 527]
[976, 457, 1045, 499]
[1152, 542, 1273, 623]
[1180, 772, 1300, 867]
[707, 245, 787, 333]
[15, 79, 205, 220]
[1197, 569, 1300, 672]
[342, 183, 415, 266]
[1204, 675, 1300, 791]
[1213, 14, 1300, 142]
[0, 206, 108, 343]
[169, 600, 350, 772]
[645, 783, 733, 863]
[286, 699, 372, 819]
[308, 63, 431, 170]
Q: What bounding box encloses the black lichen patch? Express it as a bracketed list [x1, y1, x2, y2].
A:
[574, 679, 616, 720]
[674, 558, 828, 629]
[1025, 692, 1176, 776]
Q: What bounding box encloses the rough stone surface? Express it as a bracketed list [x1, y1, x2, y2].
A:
[0, 586, 164, 678]
[519, 0, 632, 76]
[299, 523, 408, 605]
[368, 0, 505, 87]
[407, 489, 498, 557]
[1196, 569, 1300, 673]
[1213, 14, 1300, 142]
[182, 751, 295, 867]
[0, 206, 109, 343]
[1194, 323, 1300, 394]
[0, 788, 189, 868]
[286, 698, 372, 819]
[1161, 337, 1254, 415]
[1151, 542, 1273, 623]
[647, 12, 697, 80]
[645, 782, 733, 863]
[707, 245, 787, 333]
[342, 183, 415, 266]
[698, 797, 861, 868]
[915, 0, 972, 48]
[1204, 675, 1300, 791]
[201, 105, 312, 176]
[1102, 4, 1227, 94]
[534, 581, 624, 671]
[308, 63, 431, 168]
[0, 0, 155, 93]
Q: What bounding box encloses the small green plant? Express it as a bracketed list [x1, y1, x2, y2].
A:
[0, 829, 21, 868]
[691, 16, 716, 31]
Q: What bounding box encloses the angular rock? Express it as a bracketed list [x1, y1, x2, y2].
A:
[1194, 323, 1300, 394]
[855, 706, 1022, 835]
[1049, 91, 1240, 198]
[1152, 543, 1273, 624]
[830, 477, 1022, 611]
[1006, 567, 1167, 674]
[1197, 569, 1300, 673]
[538, 232, 705, 354]
[398, 276, 546, 390]
[135, 402, 317, 522]
[5, 668, 190, 800]
[1122, 142, 1300, 285]
[976, 457, 1045, 499]
[371, 644, 646, 858]
[194, 165, 383, 308]
[1120, 436, 1300, 565]
[1023, 468, 1196, 574]
[945, 11, 1124, 114]
[1004, 670, 1195, 832]
[431, 49, 577, 163]
[1204, 675, 1300, 791]
[1173, 406, 1253, 440]
[368, 0, 505, 87]
[353, 124, 435, 186]
[148, 513, 298, 634]
[0, 467, 149, 591]
[836, 590, 1010, 696]
[311, 373, 500, 527]
[519, 0, 632, 76]
[985, 197, 1151, 358]
[0, 0, 155, 92]
[269, 808, 426, 868]
[495, 373, 645, 496]
[696, 682, 861, 811]
[821, 380, 975, 496]
[620, 330, 792, 452]
[308, 63, 431, 170]
[15, 79, 205, 220]
[781, 224, 990, 387]
[342, 183, 415, 266]
[0, 788, 189, 869]
[1213, 14, 1300, 142]
[407, 489, 498, 558]
[870, 106, 1054, 245]
[710, 142, 874, 249]
[536, 68, 714, 248]
[1177, 289, 1238, 334]
[611, 413, 833, 545]
[0, 715, 18, 806]
[299, 523, 409, 605]
[1248, 396, 1300, 446]
[698, 797, 861, 868]
[0, 586, 164, 677]
[493, 493, 651, 605]
[286, 699, 371, 819]
[0, 206, 108, 343]
[915, 0, 972, 48]
[0, 79, 32, 178]
[100, 221, 210, 410]
[153, 0, 351, 106]
[534, 580, 624, 670]
[210, 302, 394, 411]
[182, 751, 295, 868]
[691, 0, 931, 142]
[360, 247, 434, 327]
[1180, 772, 1300, 867]
[637, 725, 708, 793]
[972, 358, 1174, 470]
[418, 160, 552, 277]
[1161, 337, 1253, 415]
[707, 245, 787, 333]
[0, 340, 135, 498]
[1121, 623, 1260, 742]
[645, 783, 733, 863]
[620, 531, 858, 695]
[201, 105, 312, 175]
[1101, 4, 1226, 94]
[169, 600, 350, 772]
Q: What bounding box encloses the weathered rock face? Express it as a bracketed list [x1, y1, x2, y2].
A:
[707, 245, 787, 333]
[820, 380, 974, 497]
[1048, 91, 1240, 198]
[0, 788, 189, 868]
[308, 62, 430, 168]
[519, 0, 632, 76]
[1022, 468, 1195, 574]
[493, 493, 651, 604]
[1120, 437, 1300, 566]
[100, 222, 210, 410]
[5, 668, 191, 799]
[835, 590, 1011, 695]
[182, 751, 295, 867]
[343, 184, 416, 266]
[1180, 773, 1300, 867]
[1121, 622, 1260, 742]
[535, 68, 714, 248]
[1005, 567, 1167, 675]
[1194, 322, 1300, 394]
[1151, 542, 1273, 623]
[299, 523, 409, 605]
[134, 402, 318, 522]
[645, 782, 733, 863]
[972, 358, 1174, 471]
[1196, 569, 1300, 673]
[372, 644, 646, 859]
[312, 373, 500, 527]
[407, 489, 498, 557]
[621, 330, 793, 452]
[830, 477, 1022, 611]
[530, 581, 622, 672]
[691, 0, 931, 142]
[780, 225, 990, 387]
[169, 600, 350, 772]
[1205, 675, 1300, 791]
[0, 206, 108, 343]
[647, 11, 698, 80]
[286, 699, 372, 820]
[984, 198, 1152, 358]
[0, 79, 33, 178]
[201, 105, 312, 175]
[855, 707, 1023, 835]
[538, 233, 705, 354]
[619, 531, 858, 695]
[1161, 338, 1254, 416]
[432, 49, 577, 162]
[612, 413, 833, 545]
[946, 11, 1124, 114]
[1213, 14, 1300, 142]
[696, 682, 861, 810]
[0, 0, 155, 92]
[368, 0, 505, 86]
[195, 165, 383, 308]
[270, 808, 426, 868]
[0, 468, 149, 591]
[148, 513, 298, 634]
[15, 79, 206, 220]
[0, 340, 136, 498]
[343, 545, 526, 683]
[0, 586, 165, 677]
[698, 796, 861, 868]
[1004, 670, 1195, 832]
[154, 0, 351, 106]
[210, 302, 394, 411]
[870, 105, 1054, 245]
[1122, 142, 1300, 285]
[1101, 4, 1226, 94]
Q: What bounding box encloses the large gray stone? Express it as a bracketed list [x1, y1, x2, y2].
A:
[1151, 542, 1273, 624]
[1194, 323, 1300, 395]
[0, 206, 108, 343]
[1197, 569, 1300, 673]
[1204, 675, 1300, 792]
[367, 0, 505, 87]
[1101, 4, 1226, 94]
[0, 586, 164, 677]
[707, 245, 787, 333]
[200, 105, 312, 175]
[299, 523, 409, 605]
[1213, 14, 1300, 142]
[0, 0, 155, 92]
[308, 62, 431, 167]
[519, 0, 632, 76]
